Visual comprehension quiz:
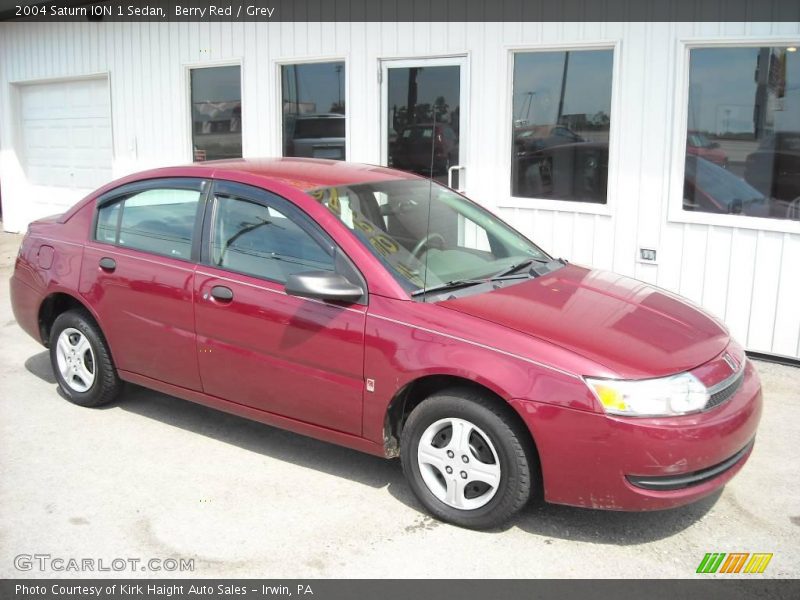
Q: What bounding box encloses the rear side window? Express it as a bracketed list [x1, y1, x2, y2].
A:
[210, 194, 334, 282]
[95, 181, 203, 260]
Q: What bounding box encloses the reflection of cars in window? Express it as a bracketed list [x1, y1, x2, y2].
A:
[285, 113, 346, 160]
[513, 141, 608, 202]
[744, 132, 800, 219]
[513, 141, 787, 219]
[11, 158, 762, 530]
[684, 155, 768, 216]
[192, 101, 243, 162]
[391, 124, 459, 175]
[513, 125, 585, 154]
[686, 130, 728, 168]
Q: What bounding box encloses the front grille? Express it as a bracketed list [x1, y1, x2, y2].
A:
[706, 370, 744, 410]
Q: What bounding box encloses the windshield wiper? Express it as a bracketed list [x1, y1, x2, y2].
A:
[411, 258, 563, 298]
[410, 273, 531, 297]
[410, 279, 486, 297]
[488, 258, 561, 281]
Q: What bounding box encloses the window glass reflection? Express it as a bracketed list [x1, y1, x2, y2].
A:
[387, 65, 461, 185]
[190, 66, 242, 162]
[685, 47, 800, 221]
[282, 62, 346, 160]
[511, 50, 613, 203]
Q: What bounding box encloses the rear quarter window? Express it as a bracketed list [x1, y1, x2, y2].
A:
[95, 185, 203, 260]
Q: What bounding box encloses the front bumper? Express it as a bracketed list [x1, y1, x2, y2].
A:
[511, 358, 762, 511]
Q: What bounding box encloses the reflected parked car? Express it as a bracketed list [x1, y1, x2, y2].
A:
[684, 155, 768, 216]
[11, 158, 761, 529]
[686, 130, 729, 168]
[391, 123, 458, 174]
[514, 124, 585, 154]
[744, 132, 800, 219]
[514, 141, 770, 217]
[285, 113, 346, 160]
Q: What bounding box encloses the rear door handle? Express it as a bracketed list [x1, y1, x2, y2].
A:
[210, 285, 234, 302]
[99, 257, 116, 272]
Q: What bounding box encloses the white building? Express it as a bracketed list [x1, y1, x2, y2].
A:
[0, 19, 799, 360]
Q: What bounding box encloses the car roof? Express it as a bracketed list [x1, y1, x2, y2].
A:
[183, 158, 419, 191]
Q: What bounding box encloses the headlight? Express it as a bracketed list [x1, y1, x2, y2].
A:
[585, 372, 709, 417]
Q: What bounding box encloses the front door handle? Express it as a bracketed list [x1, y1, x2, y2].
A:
[99, 257, 116, 272]
[210, 285, 234, 302]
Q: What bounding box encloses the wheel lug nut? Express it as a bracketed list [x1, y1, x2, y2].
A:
[460, 471, 467, 479]
[446, 450, 454, 458]
[445, 466, 453, 474]
[462, 455, 469, 463]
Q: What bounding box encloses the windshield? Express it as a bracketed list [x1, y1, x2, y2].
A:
[307, 180, 550, 295]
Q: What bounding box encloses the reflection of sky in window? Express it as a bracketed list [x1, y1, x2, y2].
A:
[512, 50, 613, 125]
[191, 66, 241, 102]
[282, 62, 345, 114]
[688, 47, 800, 134]
[387, 66, 460, 112]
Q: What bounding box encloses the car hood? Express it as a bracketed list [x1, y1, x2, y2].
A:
[438, 264, 729, 379]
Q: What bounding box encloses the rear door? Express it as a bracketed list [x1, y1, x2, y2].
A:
[79, 178, 207, 390]
[193, 180, 366, 435]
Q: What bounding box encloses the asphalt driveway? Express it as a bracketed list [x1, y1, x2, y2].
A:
[0, 230, 797, 579]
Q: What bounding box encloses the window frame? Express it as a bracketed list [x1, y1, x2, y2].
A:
[273, 55, 350, 161]
[499, 40, 621, 216]
[184, 59, 245, 163]
[91, 177, 209, 263]
[668, 37, 800, 235]
[201, 179, 368, 303]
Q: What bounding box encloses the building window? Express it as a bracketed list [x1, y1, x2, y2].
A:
[190, 65, 242, 162]
[281, 62, 346, 160]
[684, 46, 799, 221]
[511, 49, 613, 203]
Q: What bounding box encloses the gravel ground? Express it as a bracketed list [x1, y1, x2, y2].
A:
[0, 230, 798, 579]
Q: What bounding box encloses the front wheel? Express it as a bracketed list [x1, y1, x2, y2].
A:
[49, 310, 121, 407]
[400, 388, 537, 529]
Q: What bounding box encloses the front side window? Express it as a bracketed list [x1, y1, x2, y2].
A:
[308, 180, 550, 293]
[95, 184, 203, 259]
[281, 62, 346, 160]
[511, 49, 614, 203]
[684, 46, 799, 221]
[190, 65, 242, 162]
[210, 193, 334, 283]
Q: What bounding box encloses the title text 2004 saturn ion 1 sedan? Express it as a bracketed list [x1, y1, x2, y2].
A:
[10, 159, 761, 529]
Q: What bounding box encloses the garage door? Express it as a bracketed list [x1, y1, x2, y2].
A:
[19, 77, 112, 190]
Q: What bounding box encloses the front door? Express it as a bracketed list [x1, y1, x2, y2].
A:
[193, 180, 366, 435]
[381, 56, 468, 191]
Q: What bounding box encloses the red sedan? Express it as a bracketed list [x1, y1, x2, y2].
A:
[10, 159, 761, 529]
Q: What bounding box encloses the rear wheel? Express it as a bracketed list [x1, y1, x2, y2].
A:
[49, 310, 121, 407]
[400, 388, 536, 529]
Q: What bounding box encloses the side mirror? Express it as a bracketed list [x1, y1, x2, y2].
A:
[285, 271, 364, 303]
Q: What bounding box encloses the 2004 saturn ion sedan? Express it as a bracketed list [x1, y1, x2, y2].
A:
[10, 159, 762, 529]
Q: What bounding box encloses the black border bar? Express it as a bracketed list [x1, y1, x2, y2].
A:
[2, 579, 800, 600]
[2, 0, 800, 22]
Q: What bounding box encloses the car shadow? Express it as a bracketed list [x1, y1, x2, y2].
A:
[510, 489, 721, 544]
[25, 350, 720, 544]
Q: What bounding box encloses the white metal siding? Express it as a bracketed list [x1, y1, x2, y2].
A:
[0, 21, 799, 359]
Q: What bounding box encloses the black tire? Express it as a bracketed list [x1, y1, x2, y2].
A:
[49, 309, 121, 407]
[400, 387, 537, 529]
